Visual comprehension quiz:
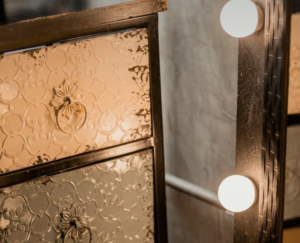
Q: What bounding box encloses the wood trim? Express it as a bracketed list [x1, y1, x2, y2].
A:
[292, 0, 300, 13]
[235, 0, 291, 243]
[284, 218, 300, 229]
[287, 114, 300, 126]
[283, 218, 300, 229]
[0, 0, 167, 26]
[147, 14, 168, 243]
[259, 0, 290, 242]
[0, 0, 5, 24]
[0, 138, 154, 188]
[0, 15, 157, 53]
[0, 0, 166, 53]
[235, 1, 265, 242]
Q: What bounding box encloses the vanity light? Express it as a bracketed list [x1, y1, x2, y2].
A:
[220, 0, 264, 38]
[218, 175, 257, 212]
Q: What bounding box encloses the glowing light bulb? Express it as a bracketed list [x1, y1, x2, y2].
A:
[220, 0, 264, 38]
[218, 175, 257, 212]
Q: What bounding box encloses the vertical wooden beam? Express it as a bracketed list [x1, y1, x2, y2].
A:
[235, 2, 265, 242]
[0, 0, 5, 24]
[235, 0, 290, 243]
[259, 0, 290, 242]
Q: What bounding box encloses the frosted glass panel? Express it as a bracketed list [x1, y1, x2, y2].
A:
[284, 15, 300, 238]
[285, 125, 300, 220]
[0, 28, 151, 173]
[0, 149, 154, 243]
[289, 15, 300, 114]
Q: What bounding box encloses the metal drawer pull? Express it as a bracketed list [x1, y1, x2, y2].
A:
[58, 205, 92, 243]
[51, 80, 87, 134]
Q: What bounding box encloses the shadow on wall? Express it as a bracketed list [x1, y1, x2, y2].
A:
[158, 0, 238, 242]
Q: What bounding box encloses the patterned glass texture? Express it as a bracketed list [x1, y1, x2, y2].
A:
[289, 15, 300, 114]
[285, 125, 300, 220]
[0, 150, 154, 243]
[0, 28, 151, 173]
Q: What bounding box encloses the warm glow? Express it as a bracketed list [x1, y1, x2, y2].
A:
[218, 175, 256, 212]
[220, 0, 263, 38]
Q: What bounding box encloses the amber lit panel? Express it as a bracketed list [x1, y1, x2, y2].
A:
[0, 150, 154, 243]
[0, 28, 151, 172]
[283, 228, 300, 243]
[289, 15, 300, 114]
[285, 125, 300, 220]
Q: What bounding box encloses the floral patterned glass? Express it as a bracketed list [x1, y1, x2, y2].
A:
[0, 149, 154, 243]
[0, 28, 151, 173]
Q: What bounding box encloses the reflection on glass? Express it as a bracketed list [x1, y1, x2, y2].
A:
[284, 14, 300, 243]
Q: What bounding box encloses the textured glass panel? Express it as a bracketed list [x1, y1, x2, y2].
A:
[286, 14, 300, 221]
[0, 28, 151, 172]
[289, 15, 300, 114]
[285, 126, 300, 220]
[0, 149, 154, 243]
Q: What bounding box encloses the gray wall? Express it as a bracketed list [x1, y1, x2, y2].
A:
[158, 0, 238, 242]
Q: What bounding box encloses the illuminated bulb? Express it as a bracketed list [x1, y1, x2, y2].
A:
[220, 0, 264, 38]
[218, 175, 257, 212]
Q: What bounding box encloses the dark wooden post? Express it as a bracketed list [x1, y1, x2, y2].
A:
[235, 0, 290, 243]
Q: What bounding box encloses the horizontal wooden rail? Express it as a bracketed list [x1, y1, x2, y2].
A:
[165, 173, 224, 210]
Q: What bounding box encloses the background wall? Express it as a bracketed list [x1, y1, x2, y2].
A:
[158, 0, 238, 242]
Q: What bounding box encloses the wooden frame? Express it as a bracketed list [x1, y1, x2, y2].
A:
[0, 0, 166, 53]
[0, 6, 167, 243]
[235, 0, 291, 243]
[0, 0, 167, 26]
[292, 0, 300, 13]
[284, 217, 300, 229]
[287, 114, 300, 126]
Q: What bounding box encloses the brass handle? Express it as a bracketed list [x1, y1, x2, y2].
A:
[61, 226, 92, 243]
[56, 102, 87, 134]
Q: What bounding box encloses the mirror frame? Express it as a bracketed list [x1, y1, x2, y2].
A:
[235, 0, 292, 243]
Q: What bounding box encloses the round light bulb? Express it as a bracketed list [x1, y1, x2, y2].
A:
[218, 175, 257, 212]
[220, 0, 264, 38]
